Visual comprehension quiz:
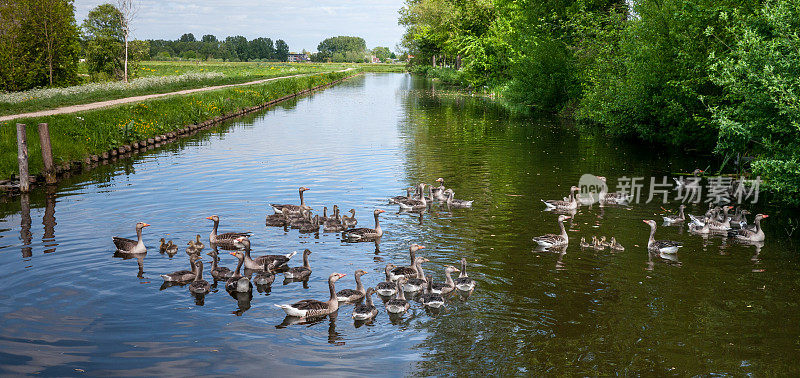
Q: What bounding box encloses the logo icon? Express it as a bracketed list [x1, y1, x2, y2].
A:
[578, 174, 607, 205]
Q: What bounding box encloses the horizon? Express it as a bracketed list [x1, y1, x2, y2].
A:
[74, 0, 405, 52]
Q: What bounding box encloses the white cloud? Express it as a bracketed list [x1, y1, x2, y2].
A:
[74, 0, 405, 51]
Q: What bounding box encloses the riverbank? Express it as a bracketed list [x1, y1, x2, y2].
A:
[0, 69, 360, 189]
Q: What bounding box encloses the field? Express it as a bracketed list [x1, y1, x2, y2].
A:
[0, 62, 404, 117]
[0, 69, 358, 181]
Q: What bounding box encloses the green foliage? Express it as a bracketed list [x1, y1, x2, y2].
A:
[708, 0, 800, 204]
[275, 39, 289, 61]
[82, 3, 123, 40]
[86, 36, 123, 79]
[314, 36, 367, 62]
[0, 0, 80, 91]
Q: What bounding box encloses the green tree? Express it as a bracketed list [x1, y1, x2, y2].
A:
[372, 46, 392, 61]
[316, 36, 365, 62]
[82, 3, 124, 79]
[249, 37, 275, 60]
[180, 32, 195, 42]
[201, 34, 216, 43]
[0, 0, 80, 90]
[82, 3, 123, 40]
[275, 39, 289, 61]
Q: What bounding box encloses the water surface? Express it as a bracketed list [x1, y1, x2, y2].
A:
[1, 73, 799, 376]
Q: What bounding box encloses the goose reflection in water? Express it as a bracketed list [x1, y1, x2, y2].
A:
[113, 250, 146, 278]
[228, 290, 252, 316]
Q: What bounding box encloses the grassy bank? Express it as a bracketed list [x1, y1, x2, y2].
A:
[0, 69, 358, 181]
[0, 62, 400, 116]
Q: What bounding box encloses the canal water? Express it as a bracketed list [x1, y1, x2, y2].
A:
[1, 73, 798, 375]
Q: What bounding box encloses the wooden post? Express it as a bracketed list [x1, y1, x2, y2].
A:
[38, 123, 56, 184]
[16, 123, 29, 192]
[432, 55, 436, 68]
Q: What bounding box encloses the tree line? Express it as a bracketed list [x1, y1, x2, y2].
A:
[399, 0, 800, 205]
[148, 33, 290, 62]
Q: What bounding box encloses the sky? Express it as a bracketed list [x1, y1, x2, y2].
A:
[74, 0, 406, 53]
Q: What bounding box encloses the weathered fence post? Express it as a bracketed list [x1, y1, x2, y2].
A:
[38, 123, 56, 184]
[16, 123, 30, 192]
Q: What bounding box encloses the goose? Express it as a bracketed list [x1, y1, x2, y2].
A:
[389, 244, 425, 281]
[418, 277, 445, 308]
[165, 241, 178, 255]
[689, 216, 712, 234]
[663, 205, 686, 224]
[188, 260, 210, 294]
[403, 256, 429, 292]
[270, 186, 311, 214]
[160, 256, 199, 282]
[454, 258, 476, 291]
[376, 264, 398, 296]
[298, 215, 321, 234]
[206, 215, 251, 247]
[253, 270, 275, 286]
[542, 187, 579, 211]
[609, 237, 625, 251]
[729, 208, 751, 228]
[532, 215, 571, 247]
[385, 279, 410, 314]
[265, 211, 289, 227]
[112, 222, 150, 254]
[352, 288, 378, 321]
[323, 207, 342, 227]
[592, 236, 606, 251]
[226, 251, 252, 293]
[728, 214, 768, 242]
[323, 215, 347, 232]
[275, 272, 346, 318]
[674, 169, 704, 187]
[579, 237, 591, 249]
[289, 208, 314, 229]
[234, 237, 297, 271]
[283, 249, 312, 279]
[595, 177, 632, 206]
[431, 177, 447, 201]
[186, 240, 200, 256]
[336, 269, 367, 302]
[342, 209, 358, 228]
[159, 238, 168, 253]
[342, 209, 385, 241]
[193, 235, 205, 251]
[207, 250, 233, 280]
[643, 220, 683, 254]
[389, 187, 415, 204]
[398, 183, 427, 210]
[430, 265, 460, 294]
[705, 207, 734, 231]
[444, 189, 473, 208]
[319, 206, 330, 223]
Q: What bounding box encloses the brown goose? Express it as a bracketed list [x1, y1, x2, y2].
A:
[336, 269, 367, 302]
[431, 265, 460, 294]
[275, 272, 346, 318]
[112, 222, 150, 254]
[444, 189, 473, 208]
[160, 256, 199, 282]
[398, 183, 427, 210]
[728, 214, 768, 242]
[454, 257, 476, 291]
[188, 261, 210, 294]
[323, 215, 347, 232]
[352, 288, 378, 321]
[542, 187, 579, 211]
[165, 241, 178, 255]
[265, 211, 289, 227]
[234, 237, 297, 271]
[342, 209, 358, 228]
[159, 238, 168, 253]
[663, 205, 686, 224]
[299, 215, 321, 234]
[431, 177, 447, 201]
[270, 187, 311, 214]
[596, 177, 632, 206]
[418, 276, 445, 308]
[389, 244, 425, 281]
[284, 249, 312, 279]
[206, 215, 251, 247]
[226, 251, 252, 293]
[207, 250, 234, 279]
[389, 187, 415, 204]
[193, 235, 205, 251]
[643, 220, 683, 254]
[375, 263, 398, 296]
[533, 215, 571, 247]
[385, 278, 410, 314]
[403, 256, 429, 292]
[342, 209, 385, 241]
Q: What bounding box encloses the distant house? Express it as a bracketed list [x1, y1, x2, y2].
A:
[371, 56, 381, 64]
[287, 53, 309, 63]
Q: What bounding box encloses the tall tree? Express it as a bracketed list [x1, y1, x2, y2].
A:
[201, 34, 216, 43]
[116, 0, 137, 83]
[275, 39, 289, 61]
[82, 3, 124, 79]
[180, 32, 195, 42]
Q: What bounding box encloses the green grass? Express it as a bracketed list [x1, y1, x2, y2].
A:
[0, 69, 359, 180]
[0, 62, 356, 117]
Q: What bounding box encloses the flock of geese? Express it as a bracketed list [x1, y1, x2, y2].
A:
[111, 181, 477, 322]
[531, 174, 769, 259]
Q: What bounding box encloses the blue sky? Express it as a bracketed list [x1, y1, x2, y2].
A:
[75, 0, 406, 53]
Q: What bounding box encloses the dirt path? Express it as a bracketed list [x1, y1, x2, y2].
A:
[0, 69, 350, 122]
